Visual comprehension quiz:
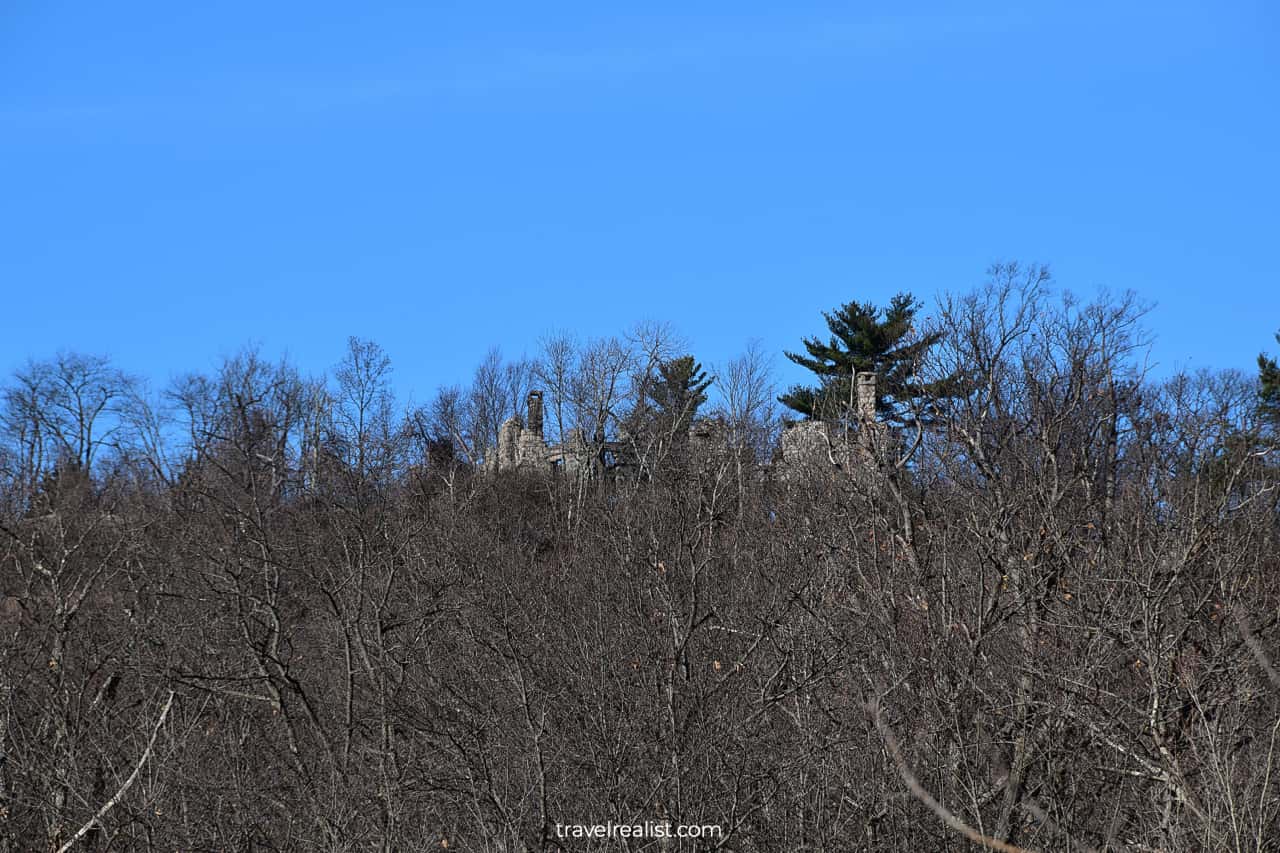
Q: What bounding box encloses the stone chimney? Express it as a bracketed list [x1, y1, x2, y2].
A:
[855, 372, 877, 423]
[527, 390, 544, 438]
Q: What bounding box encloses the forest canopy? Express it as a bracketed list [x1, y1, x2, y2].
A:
[1, 264, 1278, 851]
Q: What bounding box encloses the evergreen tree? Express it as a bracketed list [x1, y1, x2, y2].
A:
[779, 292, 951, 424]
[1259, 330, 1280, 430]
[646, 355, 712, 438]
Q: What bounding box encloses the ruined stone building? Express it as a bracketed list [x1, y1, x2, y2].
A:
[485, 391, 597, 477]
[484, 373, 885, 479]
[777, 371, 886, 478]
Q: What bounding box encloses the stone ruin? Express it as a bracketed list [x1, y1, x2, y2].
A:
[486, 373, 885, 479]
[777, 371, 884, 478]
[486, 391, 596, 477]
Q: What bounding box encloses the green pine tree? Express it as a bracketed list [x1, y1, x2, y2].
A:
[779, 292, 952, 424]
[646, 355, 713, 437]
[1259, 330, 1280, 430]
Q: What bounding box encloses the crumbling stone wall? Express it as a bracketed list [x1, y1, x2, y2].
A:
[495, 416, 524, 471]
[778, 371, 883, 477]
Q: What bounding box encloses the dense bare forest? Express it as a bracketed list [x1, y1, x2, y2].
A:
[3, 266, 1278, 851]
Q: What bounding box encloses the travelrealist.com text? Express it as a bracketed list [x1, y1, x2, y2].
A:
[554, 821, 723, 840]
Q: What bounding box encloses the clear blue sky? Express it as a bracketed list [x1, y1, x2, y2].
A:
[2, 1, 1277, 403]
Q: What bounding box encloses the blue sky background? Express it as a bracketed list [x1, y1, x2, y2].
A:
[2, 1, 1277, 404]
